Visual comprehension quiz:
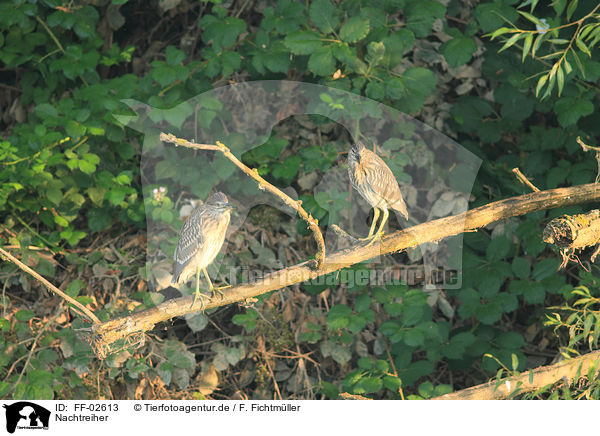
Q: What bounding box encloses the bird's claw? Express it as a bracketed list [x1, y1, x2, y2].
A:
[210, 284, 230, 300]
[191, 290, 211, 311]
[363, 231, 385, 247]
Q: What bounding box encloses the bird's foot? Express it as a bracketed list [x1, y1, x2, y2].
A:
[363, 231, 385, 247]
[210, 284, 231, 300]
[190, 290, 211, 310]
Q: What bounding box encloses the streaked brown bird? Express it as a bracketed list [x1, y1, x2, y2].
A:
[172, 192, 234, 308]
[347, 141, 408, 243]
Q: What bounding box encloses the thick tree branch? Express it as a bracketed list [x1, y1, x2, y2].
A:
[159, 132, 326, 268]
[89, 183, 600, 357]
[433, 350, 600, 400]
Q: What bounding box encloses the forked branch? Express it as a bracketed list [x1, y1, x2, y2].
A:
[159, 132, 326, 268]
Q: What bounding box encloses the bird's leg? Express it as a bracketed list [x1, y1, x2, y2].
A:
[368, 208, 380, 238]
[203, 267, 229, 300]
[191, 266, 210, 310]
[360, 208, 380, 241]
[375, 208, 389, 237]
[365, 208, 389, 247]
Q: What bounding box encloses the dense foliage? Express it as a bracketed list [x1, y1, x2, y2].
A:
[1, 0, 600, 399]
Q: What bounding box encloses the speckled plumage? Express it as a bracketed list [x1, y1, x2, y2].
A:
[348, 141, 408, 219]
[172, 192, 232, 285]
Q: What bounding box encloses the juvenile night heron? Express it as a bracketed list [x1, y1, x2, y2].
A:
[348, 141, 408, 243]
[172, 192, 234, 308]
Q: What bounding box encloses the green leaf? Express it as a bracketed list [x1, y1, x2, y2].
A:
[340, 17, 370, 43]
[475, 3, 519, 33]
[495, 83, 534, 121]
[486, 236, 510, 261]
[517, 11, 544, 27]
[556, 64, 565, 96]
[87, 187, 107, 206]
[499, 33, 523, 53]
[522, 33, 533, 62]
[78, 159, 96, 174]
[382, 29, 415, 67]
[308, 46, 335, 76]
[164, 103, 193, 129]
[327, 304, 352, 330]
[476, 300, 502, 325]
[284, 30, 322, 55]
[165, 45, 186, 66]
[404, 329, 425, 347]
[36, 103, 58, 119]
[418, 381, 434, 398]
[489, 27, 514, 40]
[554, 96, 594, 127]
[46, 187, 63, 206]
[583, 314, 594, 339]
[566, 0, 578, 20]
[532, 258, 559, 281]
[150, 64, 177, 86]
[354, 376, 383, 394]
[158, 362, 173, 385]
[66, 120, 86, 138]
[405, 1, 446, 37]
[532, 33, 547, 58]
[511, 257, 530, 279]
[366, 81, 385, 100]
[575, 37, 591, 57]
[366, 41, 385, 66]
[546, 166, 568, 188]
[54, 215, 69, 227]
[497, 332, 525, 349]
[396, 67, 437, 113]
[15, 309, 35, 322]
[87, 207, 113, 232]
[511, 353, 519, 371]
[309, 0, 339, 33]
[441, 35, 477, 68]
[272, 155, 301, 183]
[535, 74, 548, 97]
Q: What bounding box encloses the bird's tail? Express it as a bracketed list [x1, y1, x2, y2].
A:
[171, 264, 182, 285]
[391, 198, 408, 220]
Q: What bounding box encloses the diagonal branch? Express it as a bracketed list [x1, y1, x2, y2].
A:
[0, 246, 101, 325]
[159, 132, 326, 268]
[89, 183, 600, 358]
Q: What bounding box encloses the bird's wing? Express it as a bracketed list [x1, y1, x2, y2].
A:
[347, 152, 360, 188]
[173, 207, 205, 268]
[364, 151, 408, 218]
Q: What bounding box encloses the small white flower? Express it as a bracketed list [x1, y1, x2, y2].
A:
[536, 18, 549, 34]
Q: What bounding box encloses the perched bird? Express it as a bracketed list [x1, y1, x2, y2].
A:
[347, 141, 408, 244]
[172, 192, 234, 308]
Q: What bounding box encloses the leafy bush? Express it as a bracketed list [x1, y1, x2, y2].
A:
[1, 0, 600, 400]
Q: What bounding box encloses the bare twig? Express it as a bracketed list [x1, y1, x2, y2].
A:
[577, 136, 600, 183]
[512, 167, 540, 192]
[90, 183, 600, 357]
[577, 136, 600, 152]
[0, 246, 101, 325]
[159, 132, 326, 268]
[11, 311, 62, 392]
[433, 350, 600, 400]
